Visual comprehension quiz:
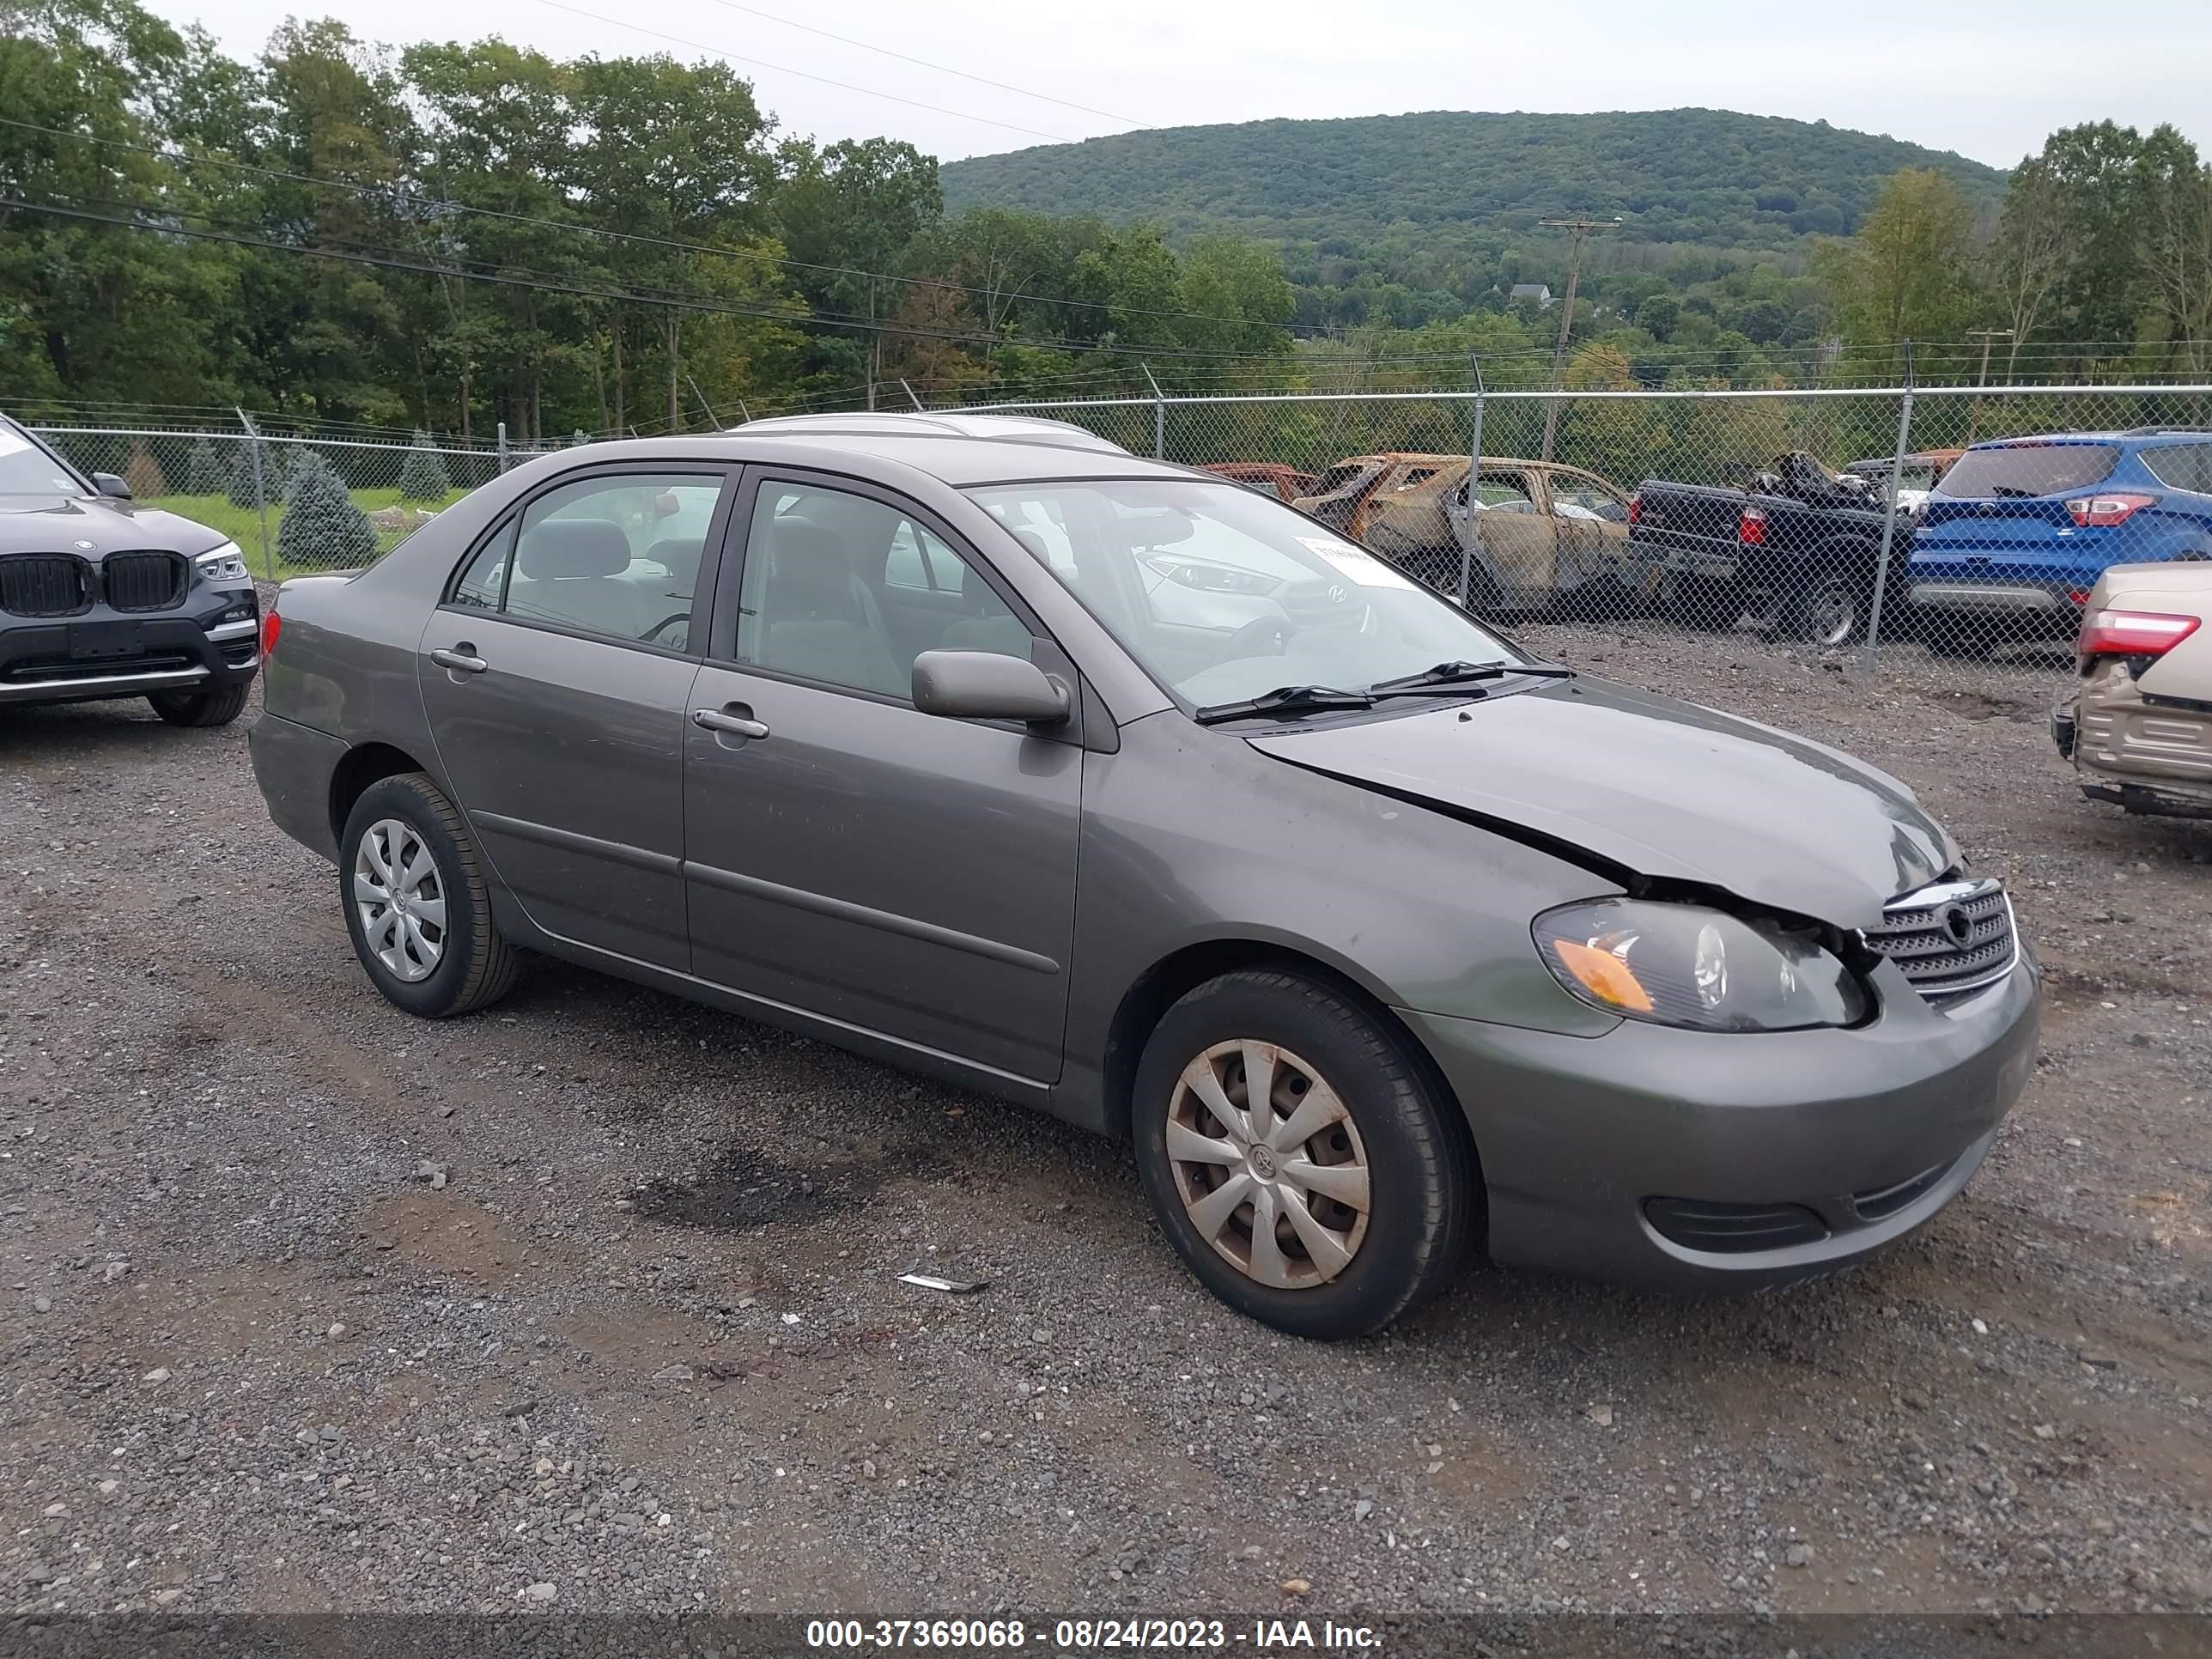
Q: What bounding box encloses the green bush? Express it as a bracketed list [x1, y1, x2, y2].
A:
[226, 439, 266, 507]
[277, 457, 378, 570]
[185, 438, 225, 496]
[398, 429, 451, 501]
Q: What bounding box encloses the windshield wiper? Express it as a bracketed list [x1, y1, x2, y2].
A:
[1365, 659, 1577, 696]
[1192, 684, 1376, 724]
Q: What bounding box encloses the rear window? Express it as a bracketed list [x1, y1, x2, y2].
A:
[1936, 443, 2120, 501]
[2142, 442, 2212, 495]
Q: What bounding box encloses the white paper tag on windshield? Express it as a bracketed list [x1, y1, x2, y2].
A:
[1297, 535, 1421, 592]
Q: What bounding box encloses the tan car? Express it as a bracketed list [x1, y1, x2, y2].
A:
[2053, 561, 2212, 818]
[1294, 453, 1637, 612]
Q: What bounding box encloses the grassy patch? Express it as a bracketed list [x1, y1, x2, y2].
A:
[140, 486, 473, 579]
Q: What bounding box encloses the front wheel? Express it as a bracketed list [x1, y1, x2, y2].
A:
[1131, 969, 1478, 1340]
[339, 773, 522, 1018]
[149, 681, 250, 727]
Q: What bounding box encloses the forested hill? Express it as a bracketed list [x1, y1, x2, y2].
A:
[941, 108, 2009, 253]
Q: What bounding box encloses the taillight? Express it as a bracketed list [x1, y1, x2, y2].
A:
[261, 608, 283, 658]
[1626, 492, 1641, 527]
[2065, 493, 2158, 527]
[1738, 504, 1768, 546]
[2078, 608, 2200, 658]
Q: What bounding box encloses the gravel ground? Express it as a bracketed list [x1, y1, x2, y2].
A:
[3, 623, 2210, 1623]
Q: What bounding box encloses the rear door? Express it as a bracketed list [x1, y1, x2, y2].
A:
[418, 465, 733, 970]
[1460, 468, 1559, 602]
[1541, 468, 1634, 601]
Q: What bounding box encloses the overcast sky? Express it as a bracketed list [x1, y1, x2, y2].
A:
[148, 0, 2212, 170]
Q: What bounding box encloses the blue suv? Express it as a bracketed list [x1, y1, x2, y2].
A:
[1905, 429, 2212, 655]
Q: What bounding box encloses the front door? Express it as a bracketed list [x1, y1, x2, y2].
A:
[682, 471, 1081, 1085]
[417, 465, 733, 970]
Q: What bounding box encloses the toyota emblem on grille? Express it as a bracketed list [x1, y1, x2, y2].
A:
[1326, 583, 1347, 603]
[1942, 904, 1974, 945]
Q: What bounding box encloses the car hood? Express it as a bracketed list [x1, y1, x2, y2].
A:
[0, 492, 228, 560]
[1247, 677, 1956, 928]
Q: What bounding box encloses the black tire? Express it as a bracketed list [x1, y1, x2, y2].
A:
[338, 772, 522, 1018]
[1662, 574, 1743, 632]
[149, 680, 251, 727]
[1131, 969, 1478, 1340]
[1775, 573, 1869, 648]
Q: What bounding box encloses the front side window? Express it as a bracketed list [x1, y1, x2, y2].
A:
[494, 472, 723, 646]
[732, 482, 1029, 700]
[968, 478, 1518, 711]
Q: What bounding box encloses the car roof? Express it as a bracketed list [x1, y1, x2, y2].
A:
[732, 410, 1130, 453]
[551, 426, 1200, 489]
[1969, 431, 2209, 448]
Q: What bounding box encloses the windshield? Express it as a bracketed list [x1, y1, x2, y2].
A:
[0, 424, 86, 495]
[1936, 441, 2120, 501]
[965, 478, 1520, 711]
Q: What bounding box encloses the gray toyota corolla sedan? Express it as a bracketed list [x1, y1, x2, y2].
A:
[250, 411, 2039, 1339]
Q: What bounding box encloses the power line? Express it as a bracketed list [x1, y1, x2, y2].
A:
[0, 115, 1319, 337]
[696, 0, 1148, 127]
[526, 0, 1069, 143]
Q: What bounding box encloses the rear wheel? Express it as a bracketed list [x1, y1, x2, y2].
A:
[1777, 574, 1867, 648]
[339, 772, 521, 1018]
[149, 681, 250, 727]
[1131, 969, 1477, 1340]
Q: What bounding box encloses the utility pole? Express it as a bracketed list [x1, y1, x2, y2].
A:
[1963, 328, 2013, 447]
[1537, 216, 1620, 464]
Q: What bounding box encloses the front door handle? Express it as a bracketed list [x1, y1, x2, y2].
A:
[691, 706, 770, 740]
[431, 646, 489, 674]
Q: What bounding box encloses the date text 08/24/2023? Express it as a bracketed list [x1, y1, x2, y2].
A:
[803, 1618, 1386, 1650]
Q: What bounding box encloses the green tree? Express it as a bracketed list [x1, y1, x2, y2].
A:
[397, 428, 451, 500]
[185, 437, 224, 495]
[1814, 168, 1978, 348]
[2133, 126, 2212, 376]
[277, 452, 376, 568]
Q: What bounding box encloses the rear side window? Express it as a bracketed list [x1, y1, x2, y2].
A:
[1936, 443, 2121, 501]
[2142, 442, 2212, 496]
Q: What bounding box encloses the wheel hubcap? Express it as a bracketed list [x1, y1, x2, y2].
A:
[1165, 1040, 1370, 1291]
[1809, 586, 1855, 647]
[353, 818, 447, 983]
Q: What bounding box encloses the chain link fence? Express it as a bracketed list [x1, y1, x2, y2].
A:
[948, 381, 2212, 692]
[27, 384, 2212, 695]
[27, 419, 578, 581]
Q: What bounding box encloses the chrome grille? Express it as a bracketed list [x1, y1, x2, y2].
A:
[0, 554, 92, 617]
[1864, 878, 2017, 1006]
[102, 550, 187, 611]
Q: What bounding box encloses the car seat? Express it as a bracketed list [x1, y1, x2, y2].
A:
[756, 520, 907, 696]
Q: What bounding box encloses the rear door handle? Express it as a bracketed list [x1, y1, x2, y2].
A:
[691, 707, 769, 739]
[431, 647, 488, 674]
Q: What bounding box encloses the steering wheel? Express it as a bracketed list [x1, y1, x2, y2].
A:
[641, 611, 690, 644]
[1210, 614, 1297, 665]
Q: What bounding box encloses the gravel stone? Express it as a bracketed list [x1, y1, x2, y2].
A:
[3, 632, 2209, 1617]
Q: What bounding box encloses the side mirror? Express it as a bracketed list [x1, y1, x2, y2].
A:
[92, 471, 133, 500]
[911, 649, 1070, 725]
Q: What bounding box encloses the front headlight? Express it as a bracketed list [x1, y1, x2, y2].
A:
[195, 541, 251, 583]
[1534, 898, 1867, 1032]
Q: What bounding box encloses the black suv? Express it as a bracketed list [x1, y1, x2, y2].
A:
[0, 415, 260, 726]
